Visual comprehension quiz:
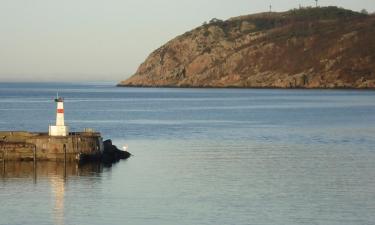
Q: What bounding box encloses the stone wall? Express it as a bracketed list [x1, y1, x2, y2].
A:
[0, 131, 103, 161]
[0, 142, 35, 161]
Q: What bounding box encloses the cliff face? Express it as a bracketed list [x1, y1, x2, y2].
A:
[119, 7, 375, 88]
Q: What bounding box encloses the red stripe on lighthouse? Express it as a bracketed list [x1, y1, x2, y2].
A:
[57, 109, 64, 113]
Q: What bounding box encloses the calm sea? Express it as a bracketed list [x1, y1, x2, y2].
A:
[0, 82, 375, 225]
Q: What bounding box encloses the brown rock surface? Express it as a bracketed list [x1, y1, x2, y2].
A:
[118, 7, 375, 88]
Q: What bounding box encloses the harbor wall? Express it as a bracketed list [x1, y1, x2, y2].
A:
[0, 131, 103, 162]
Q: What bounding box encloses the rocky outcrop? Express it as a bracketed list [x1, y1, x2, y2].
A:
[118, 7, 375, 89]
[102, 139, 131, 164]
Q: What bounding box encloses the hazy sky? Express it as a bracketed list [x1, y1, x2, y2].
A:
[0, 0, 373, 82]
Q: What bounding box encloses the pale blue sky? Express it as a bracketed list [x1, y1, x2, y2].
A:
[0, 0, 373, 82]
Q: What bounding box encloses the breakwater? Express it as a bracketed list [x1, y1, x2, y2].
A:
[0, 131, 103, 162]
[0, 95, 130, 163]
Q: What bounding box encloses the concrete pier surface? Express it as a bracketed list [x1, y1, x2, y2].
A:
[0, 131, 103, 162]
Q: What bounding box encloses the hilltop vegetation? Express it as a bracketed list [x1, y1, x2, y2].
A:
[119, 7, 375, 88]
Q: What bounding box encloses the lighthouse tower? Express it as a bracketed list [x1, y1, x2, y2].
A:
[49, 96, 69, 136]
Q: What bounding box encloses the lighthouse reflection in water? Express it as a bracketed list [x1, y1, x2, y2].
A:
[1, 162, 103, 225]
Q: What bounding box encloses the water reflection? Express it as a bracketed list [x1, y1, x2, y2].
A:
[0, 161, 104, 225]
[0, 161, 103, 179]
[50, 174, 65, 225]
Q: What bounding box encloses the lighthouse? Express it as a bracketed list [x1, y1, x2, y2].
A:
[49, 96, 69, 136]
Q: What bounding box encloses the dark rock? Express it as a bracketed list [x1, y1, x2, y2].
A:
[102, 139, 131, 164]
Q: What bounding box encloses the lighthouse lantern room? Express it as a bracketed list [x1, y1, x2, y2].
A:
[49, 96, 69, 136]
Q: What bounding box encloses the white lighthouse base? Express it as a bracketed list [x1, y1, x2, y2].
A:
[49, 125, 69, 136]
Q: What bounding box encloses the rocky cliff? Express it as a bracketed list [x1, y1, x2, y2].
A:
[118, 7, 375, 88]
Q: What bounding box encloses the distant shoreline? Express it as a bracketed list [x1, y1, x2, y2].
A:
[116, 84, 375, 91]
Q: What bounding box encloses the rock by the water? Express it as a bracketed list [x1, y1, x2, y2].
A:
[102, 139, 131, 164]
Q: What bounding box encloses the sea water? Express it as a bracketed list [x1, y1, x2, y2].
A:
[0, 82, 374, 225]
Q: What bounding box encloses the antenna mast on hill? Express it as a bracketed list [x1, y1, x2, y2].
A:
[269, 5, 272, 13]
[315, 0, 318, 7]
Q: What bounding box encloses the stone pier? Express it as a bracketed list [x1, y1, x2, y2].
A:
[0, 131, 103, 162]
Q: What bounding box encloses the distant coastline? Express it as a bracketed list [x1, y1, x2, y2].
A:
[118, 7, 375, 89]
[117, 83, 375, 90]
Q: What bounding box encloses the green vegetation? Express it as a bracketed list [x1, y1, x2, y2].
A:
[193, 7, 369, 43]
[202, 6, 367, 37]
[287, 6, 365, 20]
[249, 6, 365, 31]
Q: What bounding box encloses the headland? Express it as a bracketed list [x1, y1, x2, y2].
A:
[118, 7, 375, 89]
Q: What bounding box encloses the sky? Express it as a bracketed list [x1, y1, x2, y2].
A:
[0, 0, 374, 82]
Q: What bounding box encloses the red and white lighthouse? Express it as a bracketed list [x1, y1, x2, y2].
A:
[49, 96, 69, 136]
